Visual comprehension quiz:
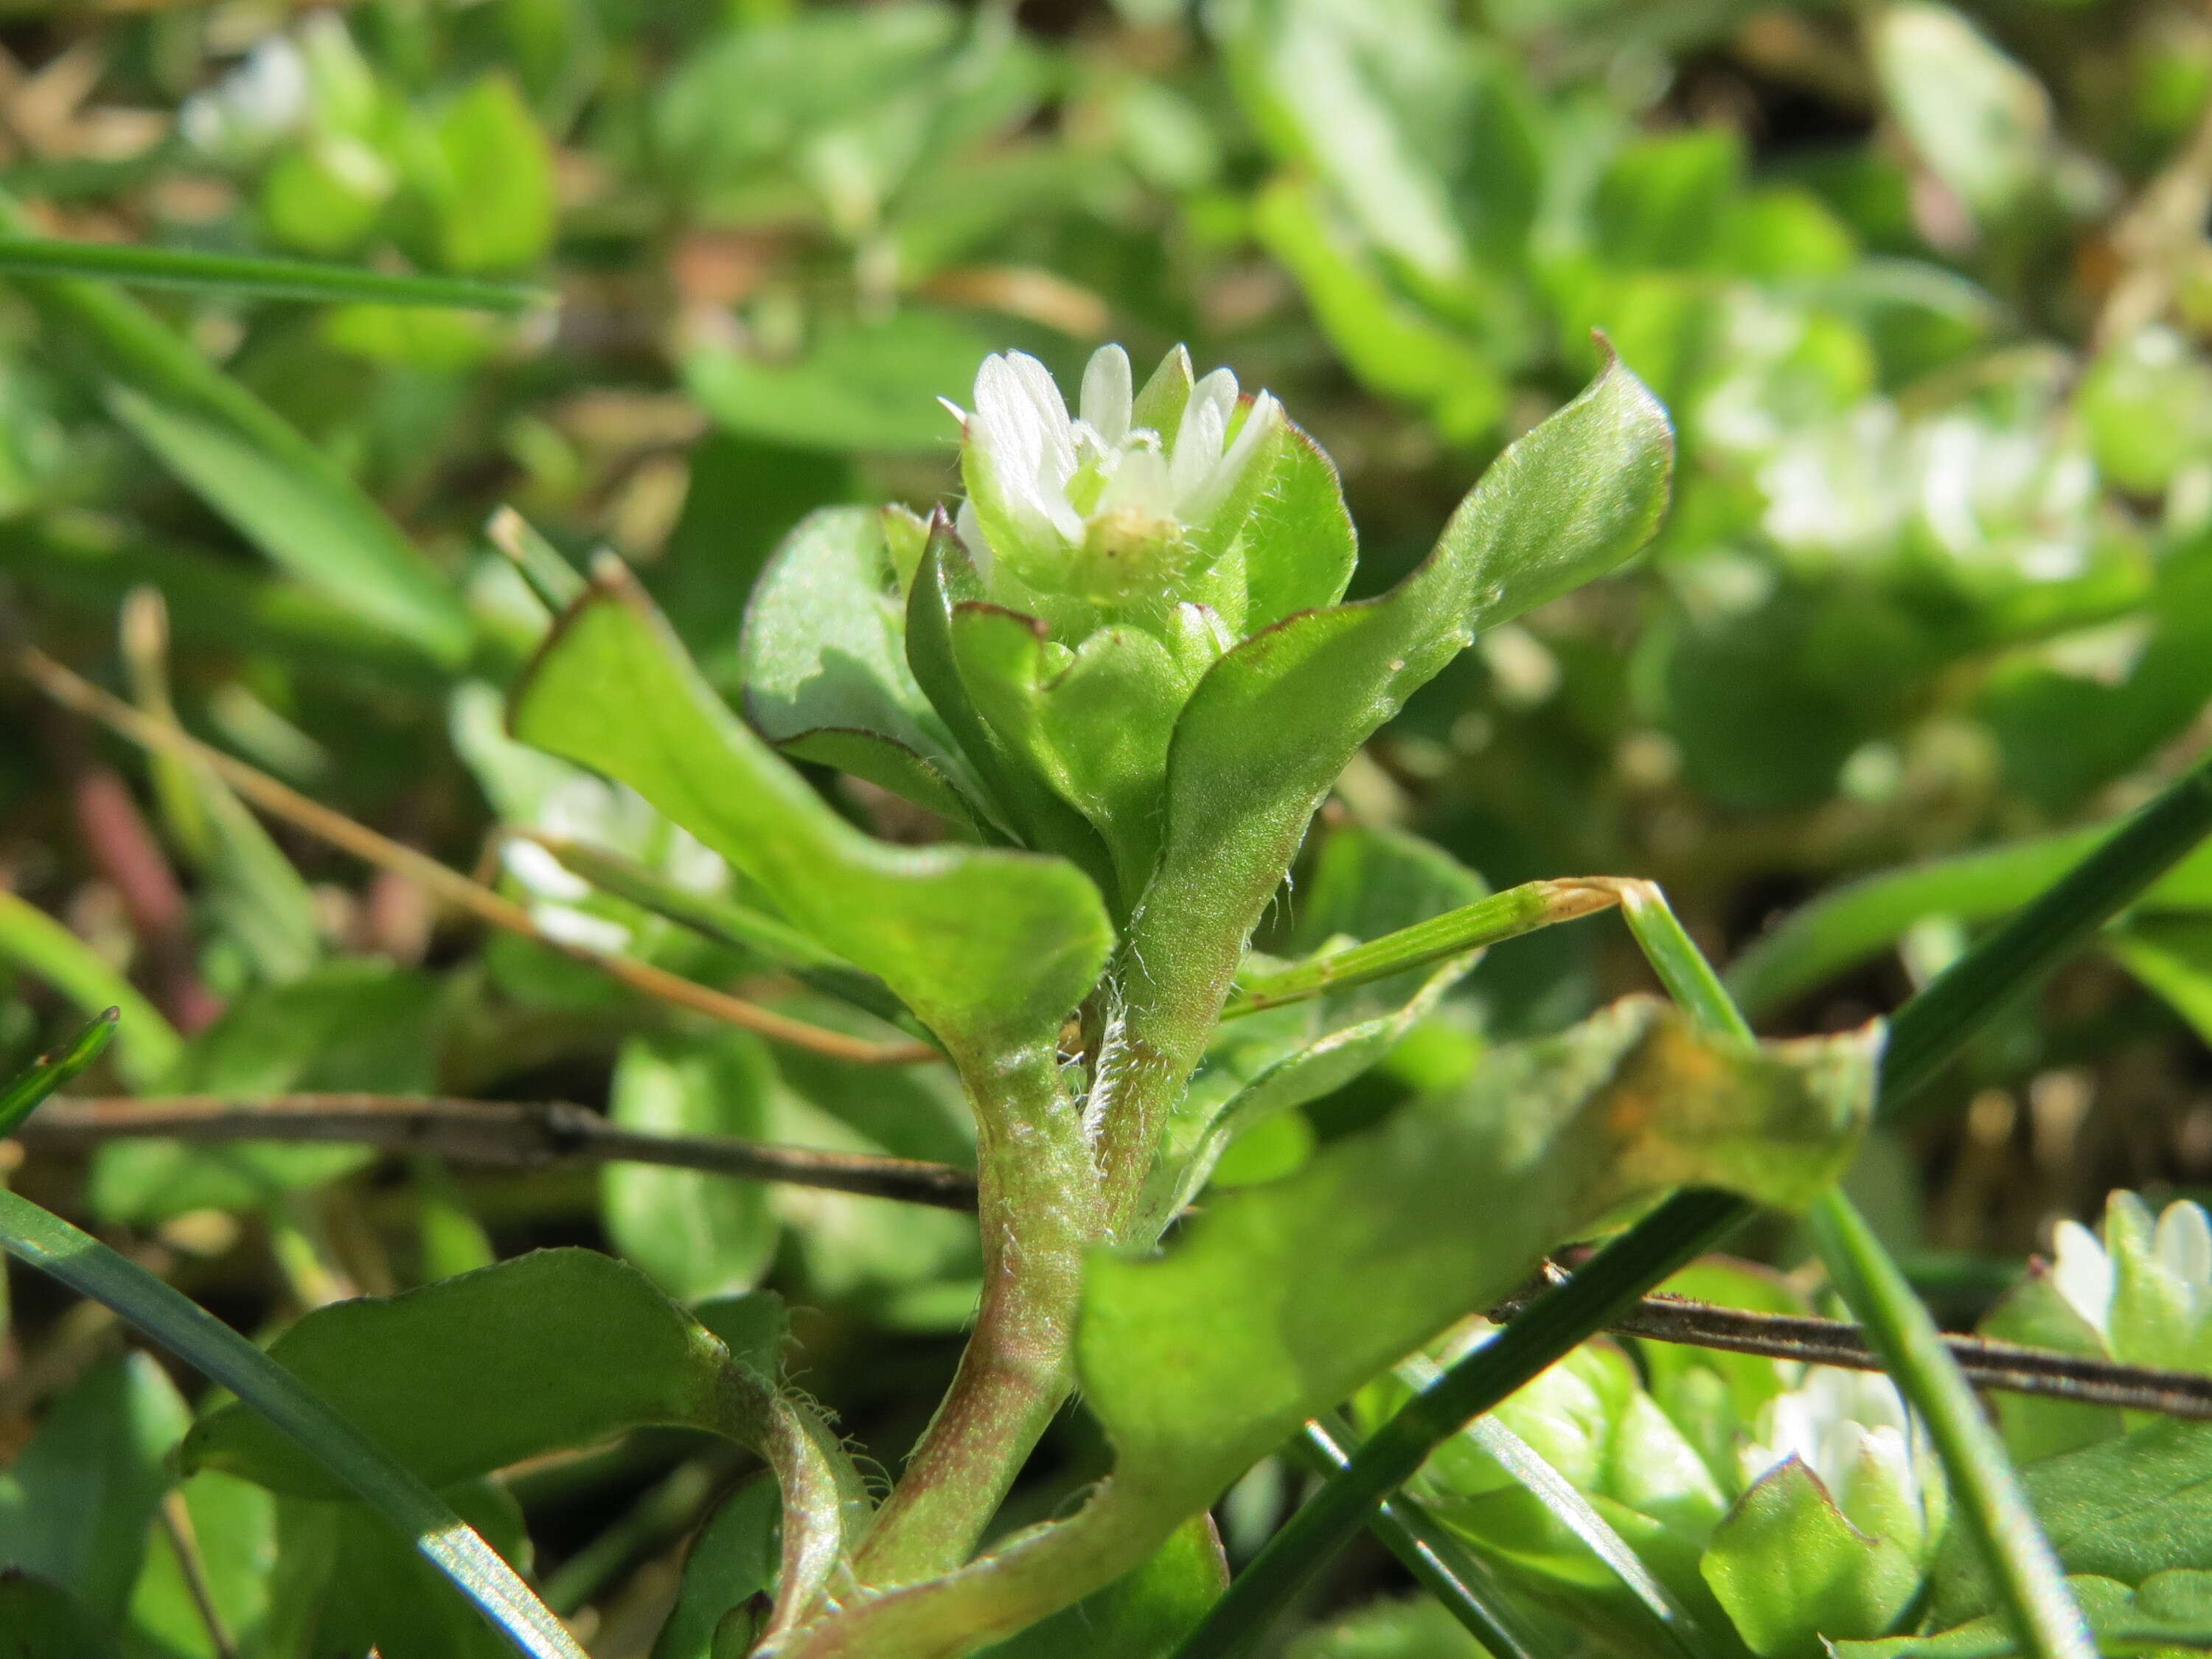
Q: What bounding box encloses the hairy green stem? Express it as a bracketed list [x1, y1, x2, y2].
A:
[853, 1044, 1102, 1585]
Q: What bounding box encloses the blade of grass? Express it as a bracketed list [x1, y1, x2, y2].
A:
[0, 236, 549, 311]
[0, 192, 471, 664]
[0, 1008, 116, 1135]
[1809, 1189, 2092, 1659]
[1175, 754, 2212, 1659]
[0, 1184, 585, 1659]
[0, 891, 181, 1087]
[485, 507, 587, 613]
[1294, 1415, 1557, 1659]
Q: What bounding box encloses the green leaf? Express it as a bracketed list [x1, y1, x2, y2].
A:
[978, 1516, 1228, 1659]
[1251, 175, 1506, 442]
[1216, 0, 1472, 288]
[604, 1033, 782, 1303]
[1839, 1573, 2212, 1659]
[269, 1481, 532, 1659]
[1931, 1421, 2212, 1624]
[510, 564, 1113, 1062]
[740, 506, 990, 823]
[1079, 998, 1875, 1525]
[0, 1573, 119, 1659]
[905, 526, 1114, 885]
[89, 962, 443, 1224]
[181, 1248, 732, 1495]
[653, 1477, 779, 1659]
[684, 311, 998, 455]
[1283, 1595, 1489, 1659]
[1118, 352, 1669, 1093]
[126, 1471, 276, 1659]
[1, 194, 470, 662]
[1702, 1459, 1924, 1659]
[410, 74, 557, 274]
[1143, 828, 1492, 1228]
[0, 1354, 190, 1625]
[0, 235, 546, 309]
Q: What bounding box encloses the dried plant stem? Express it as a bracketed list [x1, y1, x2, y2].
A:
[15, 649, 935, 1067]
[1497, 1281, 2212, 1419]
[24, 1093, 978, 1210]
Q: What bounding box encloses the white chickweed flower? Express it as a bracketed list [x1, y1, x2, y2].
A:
[2049, 1192, 2212, 1346]
[1742, 1367, 1944, 1557]
[947, 344, 1281, 603]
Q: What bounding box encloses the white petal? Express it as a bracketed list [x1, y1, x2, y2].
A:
[2051, 1218, 2115, 1335]
[1170, 380, 1231, 507]
[2157, 1200, 2212, 1286]
[1004, 351, 1078, 485]
[1081, 344, 1133, 448]
[1182, 389, 1281, 522]
[503, 839, 591, 902]
[529, 902, 633, 955]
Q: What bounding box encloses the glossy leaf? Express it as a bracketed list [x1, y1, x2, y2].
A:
[653, 1477, 779, 1659]
[181, 1248, 735, 1495]
[0, 1354, 190, 1626]
[1930, 1421, 2212, 1624]
[604, 1032, 781, 1303]
[1079, 997, 1875, 1525]
[510, 564, 1113, 1061]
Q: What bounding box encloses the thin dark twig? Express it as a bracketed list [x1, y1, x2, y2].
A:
[1489, 1281, 2212, 1420]
[23, 1094, 979, 1211]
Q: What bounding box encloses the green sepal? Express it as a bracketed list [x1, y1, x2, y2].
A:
[1701, 1458, 1924, 1659]
[904, 518, 1121, 894]
[950, 603, 1190, 908]
[1978, 1269, 2123, 1464]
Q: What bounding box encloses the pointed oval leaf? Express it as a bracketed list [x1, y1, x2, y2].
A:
[511, 566, 1113, 1060]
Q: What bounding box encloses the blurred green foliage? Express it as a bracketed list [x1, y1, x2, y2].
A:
[8, 0, 2212, 1652]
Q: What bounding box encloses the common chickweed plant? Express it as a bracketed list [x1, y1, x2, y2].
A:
[15, 319, 2212, 1659]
